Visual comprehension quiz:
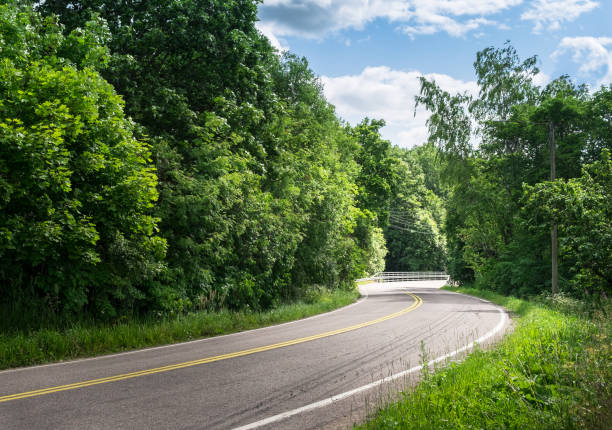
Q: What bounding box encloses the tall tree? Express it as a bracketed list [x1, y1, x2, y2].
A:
[0, 3, 164, 317]
[416, 42, 610, 295]
[37, 0, 388, 311]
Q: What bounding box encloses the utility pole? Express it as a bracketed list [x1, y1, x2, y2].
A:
[549, 121, 558, 294]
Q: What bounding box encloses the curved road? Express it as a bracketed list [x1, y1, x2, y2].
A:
[0, 281, 509, 429]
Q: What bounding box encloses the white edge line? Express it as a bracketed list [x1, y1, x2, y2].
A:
[0, 287, 370, 375]
[232, 298, 509, 430]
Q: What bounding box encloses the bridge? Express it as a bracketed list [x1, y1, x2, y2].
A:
[363, 271, 449, 283]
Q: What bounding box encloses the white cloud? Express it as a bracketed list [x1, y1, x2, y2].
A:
[401, 16, 499, 39]
[552, 36, 612, 85]
[321, 66, 479, 148]
[521, 0, 599, 33]
[258, 0, 522, 41]
[256, 22, 290, 51]
[532, 70, 552, 87]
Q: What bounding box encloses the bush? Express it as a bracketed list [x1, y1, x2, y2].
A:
[0, 4, 164, 317]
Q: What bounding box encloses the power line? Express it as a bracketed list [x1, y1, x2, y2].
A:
[387, 224, 438, 235]
[388, 217, 439, 234]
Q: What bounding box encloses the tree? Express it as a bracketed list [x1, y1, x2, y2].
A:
[523, 150, 612, 296]
[0, 3, 164, 317]
[415, 42, 610, 295]
[350, 118, 398, 226]
[31, 0, 439, 314]
[384, 147, 446, 272]
[472, 42, 539, 123]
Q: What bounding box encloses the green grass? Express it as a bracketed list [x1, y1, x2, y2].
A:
[358, 287, 611, 430]
[0, 288, 359, 370]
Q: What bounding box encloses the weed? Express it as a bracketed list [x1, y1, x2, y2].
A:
[0, 289, 359, 369]
[358, 288, 611, 429]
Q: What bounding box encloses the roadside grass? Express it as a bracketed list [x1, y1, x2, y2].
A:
[0, 288, 359, 370]
[359, 287, 611, 430]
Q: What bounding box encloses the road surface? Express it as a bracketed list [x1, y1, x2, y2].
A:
[0, 281, 509, 429]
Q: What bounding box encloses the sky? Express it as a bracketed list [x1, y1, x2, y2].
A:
[256, 0, 612, 148]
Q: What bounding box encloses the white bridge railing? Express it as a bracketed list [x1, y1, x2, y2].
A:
[370, 271, 449, 282]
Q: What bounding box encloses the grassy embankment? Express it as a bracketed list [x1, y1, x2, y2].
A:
[359, 287, 611, 430]
[0, 287, 360, 370]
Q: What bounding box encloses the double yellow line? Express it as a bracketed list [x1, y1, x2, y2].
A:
[0, 292, 422, 403]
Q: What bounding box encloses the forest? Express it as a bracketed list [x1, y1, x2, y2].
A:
[1, 0, 610, 329]
[0, 0, 444, 324]
[417, 43, 611, 299]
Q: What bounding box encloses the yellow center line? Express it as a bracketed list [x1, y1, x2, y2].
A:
[0, 292, 422, 403]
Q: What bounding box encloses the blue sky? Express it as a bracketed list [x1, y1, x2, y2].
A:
[256, 0, 612, 147]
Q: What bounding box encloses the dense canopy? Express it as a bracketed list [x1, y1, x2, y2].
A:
[418, 43, 612, 297]
[3, 1, 608, 328]
[0, 1, 444, 322]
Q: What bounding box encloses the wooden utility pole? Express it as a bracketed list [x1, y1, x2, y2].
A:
[549, 121, 558, 294]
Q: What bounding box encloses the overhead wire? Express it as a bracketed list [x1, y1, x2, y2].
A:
[387, 224, 437, 234]
[388, 219, 437, 233]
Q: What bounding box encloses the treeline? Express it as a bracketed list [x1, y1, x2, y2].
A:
[418, 43, 611, 297]
[0, 0, 444, 322]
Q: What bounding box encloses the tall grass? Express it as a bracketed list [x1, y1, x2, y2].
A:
[0, 288, 359, 370]
[359, 288, 611, 429]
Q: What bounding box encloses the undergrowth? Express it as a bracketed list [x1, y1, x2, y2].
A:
[0, 288, 359, 370]
[359, 288, 611, 429]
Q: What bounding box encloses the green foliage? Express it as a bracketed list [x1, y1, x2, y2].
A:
[8, 1, 607, 329]
[347, 122, 448, 273]
[0, 0, 449, 329]
[417, 42, 611, 295]
[0, 3, 164, 317]
[584, 84, 612, 163]
[384, 146, 447, 271]
[472, 41, 540, 122]
[1, 0, 401, 325]
[415, 78, 473, 160]
[350, 118, 397, 223]
[39, 0, 271, 142]
[523, 150, 612, 295]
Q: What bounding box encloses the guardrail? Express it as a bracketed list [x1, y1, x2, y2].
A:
[370, 271, 449, 282]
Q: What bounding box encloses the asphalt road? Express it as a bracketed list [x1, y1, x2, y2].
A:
[0, 281, 509, 429]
